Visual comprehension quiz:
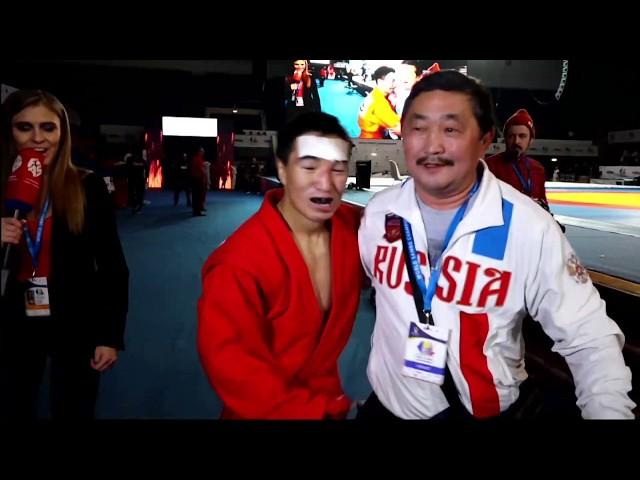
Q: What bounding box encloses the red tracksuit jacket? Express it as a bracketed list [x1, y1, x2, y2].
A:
[197, 188, 362, 419]
[485, 151, 548, 204]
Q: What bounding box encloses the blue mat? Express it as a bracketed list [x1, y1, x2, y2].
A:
[318, 79, 366, 138]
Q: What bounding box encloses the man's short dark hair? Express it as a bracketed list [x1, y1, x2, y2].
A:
[401, 60, 420, 72]
[401, 69, 496, 137]
[372, 66, 395, 82]
[276, 112, 351, 164]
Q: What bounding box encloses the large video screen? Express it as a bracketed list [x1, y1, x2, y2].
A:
[308, 60, 467, 139]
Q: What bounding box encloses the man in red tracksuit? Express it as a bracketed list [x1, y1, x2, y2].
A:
[197, 112, 362, 419]
[485, 109, 549, 209]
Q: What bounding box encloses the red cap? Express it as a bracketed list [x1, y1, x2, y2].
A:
[504, 109, 535, 138]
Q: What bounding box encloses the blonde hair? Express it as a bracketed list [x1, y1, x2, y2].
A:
[1, 89, 85, 233]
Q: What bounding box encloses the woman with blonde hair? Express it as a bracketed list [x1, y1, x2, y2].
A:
[284, 59, 321, 122]
[0, 89, 129, 420]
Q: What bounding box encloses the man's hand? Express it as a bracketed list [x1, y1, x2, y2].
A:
[91, 346, 118, 372]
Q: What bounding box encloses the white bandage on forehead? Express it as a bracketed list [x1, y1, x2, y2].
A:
[296, 135, 350, 162]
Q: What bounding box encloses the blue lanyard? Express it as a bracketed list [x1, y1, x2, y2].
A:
[401, 181, 479, 322]
[23, 197, 50, 276]
[510, 157, 531, 195]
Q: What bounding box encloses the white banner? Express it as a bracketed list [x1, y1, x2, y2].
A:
[599, 165, 640, 179]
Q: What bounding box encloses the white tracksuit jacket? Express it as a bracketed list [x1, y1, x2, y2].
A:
[358, 162, 635, 419]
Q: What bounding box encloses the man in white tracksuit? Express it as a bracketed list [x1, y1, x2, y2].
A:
[358, 70, 635, 420]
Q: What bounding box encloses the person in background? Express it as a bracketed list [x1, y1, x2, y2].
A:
[190, 147, 207, 216]
[173, 152, 191, 207]
[284, 60, 321, 123]
[357, 66, 401, 140]
[126, 148, 146, 214]
[485, 109, 548, 209]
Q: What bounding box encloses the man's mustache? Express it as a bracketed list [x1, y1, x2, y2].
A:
[416, 156, 455, 167]
[416, 157, 455, 167]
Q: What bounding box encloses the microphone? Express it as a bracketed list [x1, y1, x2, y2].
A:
[1, 148, 45, 296]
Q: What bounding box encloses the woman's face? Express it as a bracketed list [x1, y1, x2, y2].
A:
[293, 60, 307, 72]
[11, 104, 61, 167]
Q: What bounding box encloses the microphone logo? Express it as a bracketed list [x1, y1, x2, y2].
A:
[27, 158, 43, 177]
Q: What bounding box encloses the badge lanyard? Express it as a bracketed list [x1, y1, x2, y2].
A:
[511, 157, 532, 195]
[23, 197, 50, 278]
[401, 181, 479, 324]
